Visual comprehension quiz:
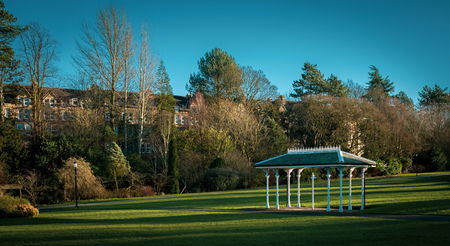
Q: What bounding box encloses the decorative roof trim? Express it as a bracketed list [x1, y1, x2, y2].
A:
[288, 146, 345, 163]
[288, 146, 340, 154]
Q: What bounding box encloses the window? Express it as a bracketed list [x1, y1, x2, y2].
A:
[129, 113, 133, 123]
[61, 101, 67, 107]
[105, 112, 110, 121]
[51, 125, 58, 133]
[70, 98, 78, 106]
[25, 124, 31, 135]
[62, 111, 68, 121]
[16, 124, 24, 130]
[5, 108, 10, 118]
[44, 98, 50, 107]
[50, 99, 55, 107]
[175, 106, 180, 112]
[129, 143, 134, 154]
[18, 110, 23, 120]
[18, 97, 23, 105]
[174, 115, 179, 125]
[24, 110, 30, 120]
[181, 116, 185, 125]
[44, 111, 55, 120]
[24, 98, 30, 106]
[141, 143, 152, 153]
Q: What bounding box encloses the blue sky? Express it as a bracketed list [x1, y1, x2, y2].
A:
[5, 0, 450, 104]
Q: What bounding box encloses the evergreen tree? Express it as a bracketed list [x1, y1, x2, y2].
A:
[186, 48, 243, 99]
[418, 84, 450, 106]
[291, 62, 347, 98]
[166, 136, 179, 194]
[395, 91, 414, 107]
[0, 118, 26, 178]
[366, 65, 394, 97]
[107, 142, 130, 191]
[0, 1, 25, 119]
[156, 60, 176, 113]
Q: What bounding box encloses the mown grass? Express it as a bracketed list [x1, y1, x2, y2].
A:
[1, 173, 449, 246]
[65, 172, 450, 215]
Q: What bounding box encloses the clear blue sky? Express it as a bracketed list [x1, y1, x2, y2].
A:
[5, 0, 450, 104]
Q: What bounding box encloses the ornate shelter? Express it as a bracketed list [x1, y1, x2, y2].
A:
[255, 146, 376, 212]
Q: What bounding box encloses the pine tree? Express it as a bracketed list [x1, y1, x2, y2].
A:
[0, 1, 25, 119]
[166, 136, 179, 194]
[366, 65, 394, 96]
[156, 60, 175, 113]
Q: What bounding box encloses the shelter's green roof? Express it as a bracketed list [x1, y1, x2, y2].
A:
[255, 147, 375, 168]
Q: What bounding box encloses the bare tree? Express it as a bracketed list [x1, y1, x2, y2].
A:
[122, 23, 135, 154]
[241, 66, 278, 102]
[18, 22, 59, 142]
[136, 23, 157, 156]
[73, 4, 132, 131]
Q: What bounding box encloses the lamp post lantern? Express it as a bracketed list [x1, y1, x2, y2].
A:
[74, 161, 78, 207]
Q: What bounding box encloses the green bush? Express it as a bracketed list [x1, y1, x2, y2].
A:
[386, 158, 402, 175]
[201, 168, 243, 192]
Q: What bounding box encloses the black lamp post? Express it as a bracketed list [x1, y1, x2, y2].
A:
[74, 161, 78, 207]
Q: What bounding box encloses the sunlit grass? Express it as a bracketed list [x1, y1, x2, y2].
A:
[62, 172, 450, 215]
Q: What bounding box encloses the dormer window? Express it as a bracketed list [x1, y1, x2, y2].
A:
[70, 98, 78, 106]
[50, 99, 55, 107]
[18, 97, 30, 106]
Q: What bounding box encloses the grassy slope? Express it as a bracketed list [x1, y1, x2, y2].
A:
[1, 173, 449, 246]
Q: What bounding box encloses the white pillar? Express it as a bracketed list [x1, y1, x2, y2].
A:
[285, 169, 293, 207]
[297, 169, 304, 208]
[337, 167, 345, 212]
[275, 169, 280, 209]
[325, 168, 331, 212]
[264, 169, 270, 209]
[361, 167, 367, 210]
[348, 167, 355, 211]
[311, 172, 315, 210]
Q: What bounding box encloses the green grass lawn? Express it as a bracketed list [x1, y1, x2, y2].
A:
[1, 173, 450, 246]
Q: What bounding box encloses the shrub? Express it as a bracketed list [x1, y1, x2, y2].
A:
[13, 204, 39, 218]
[0, 195, 38, 218]
[58, 157, 105, 201]
[201, 168, 243, 192]
[378, 158, 402, 175]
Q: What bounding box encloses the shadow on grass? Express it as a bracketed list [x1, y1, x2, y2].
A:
[1, 210, 450, 246]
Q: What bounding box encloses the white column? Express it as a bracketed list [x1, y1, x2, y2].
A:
[348, 167, 355, 211]
[337, 167, 345, 212]
[297, 168, 304, 208]
[264, 169, 270, 209]
[325, 168, 331, 212]
[285, 169, 293, 207]
[311, 172, 315, 210]
[361, 167, 367, 210]
[275, 169, 280, 209]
